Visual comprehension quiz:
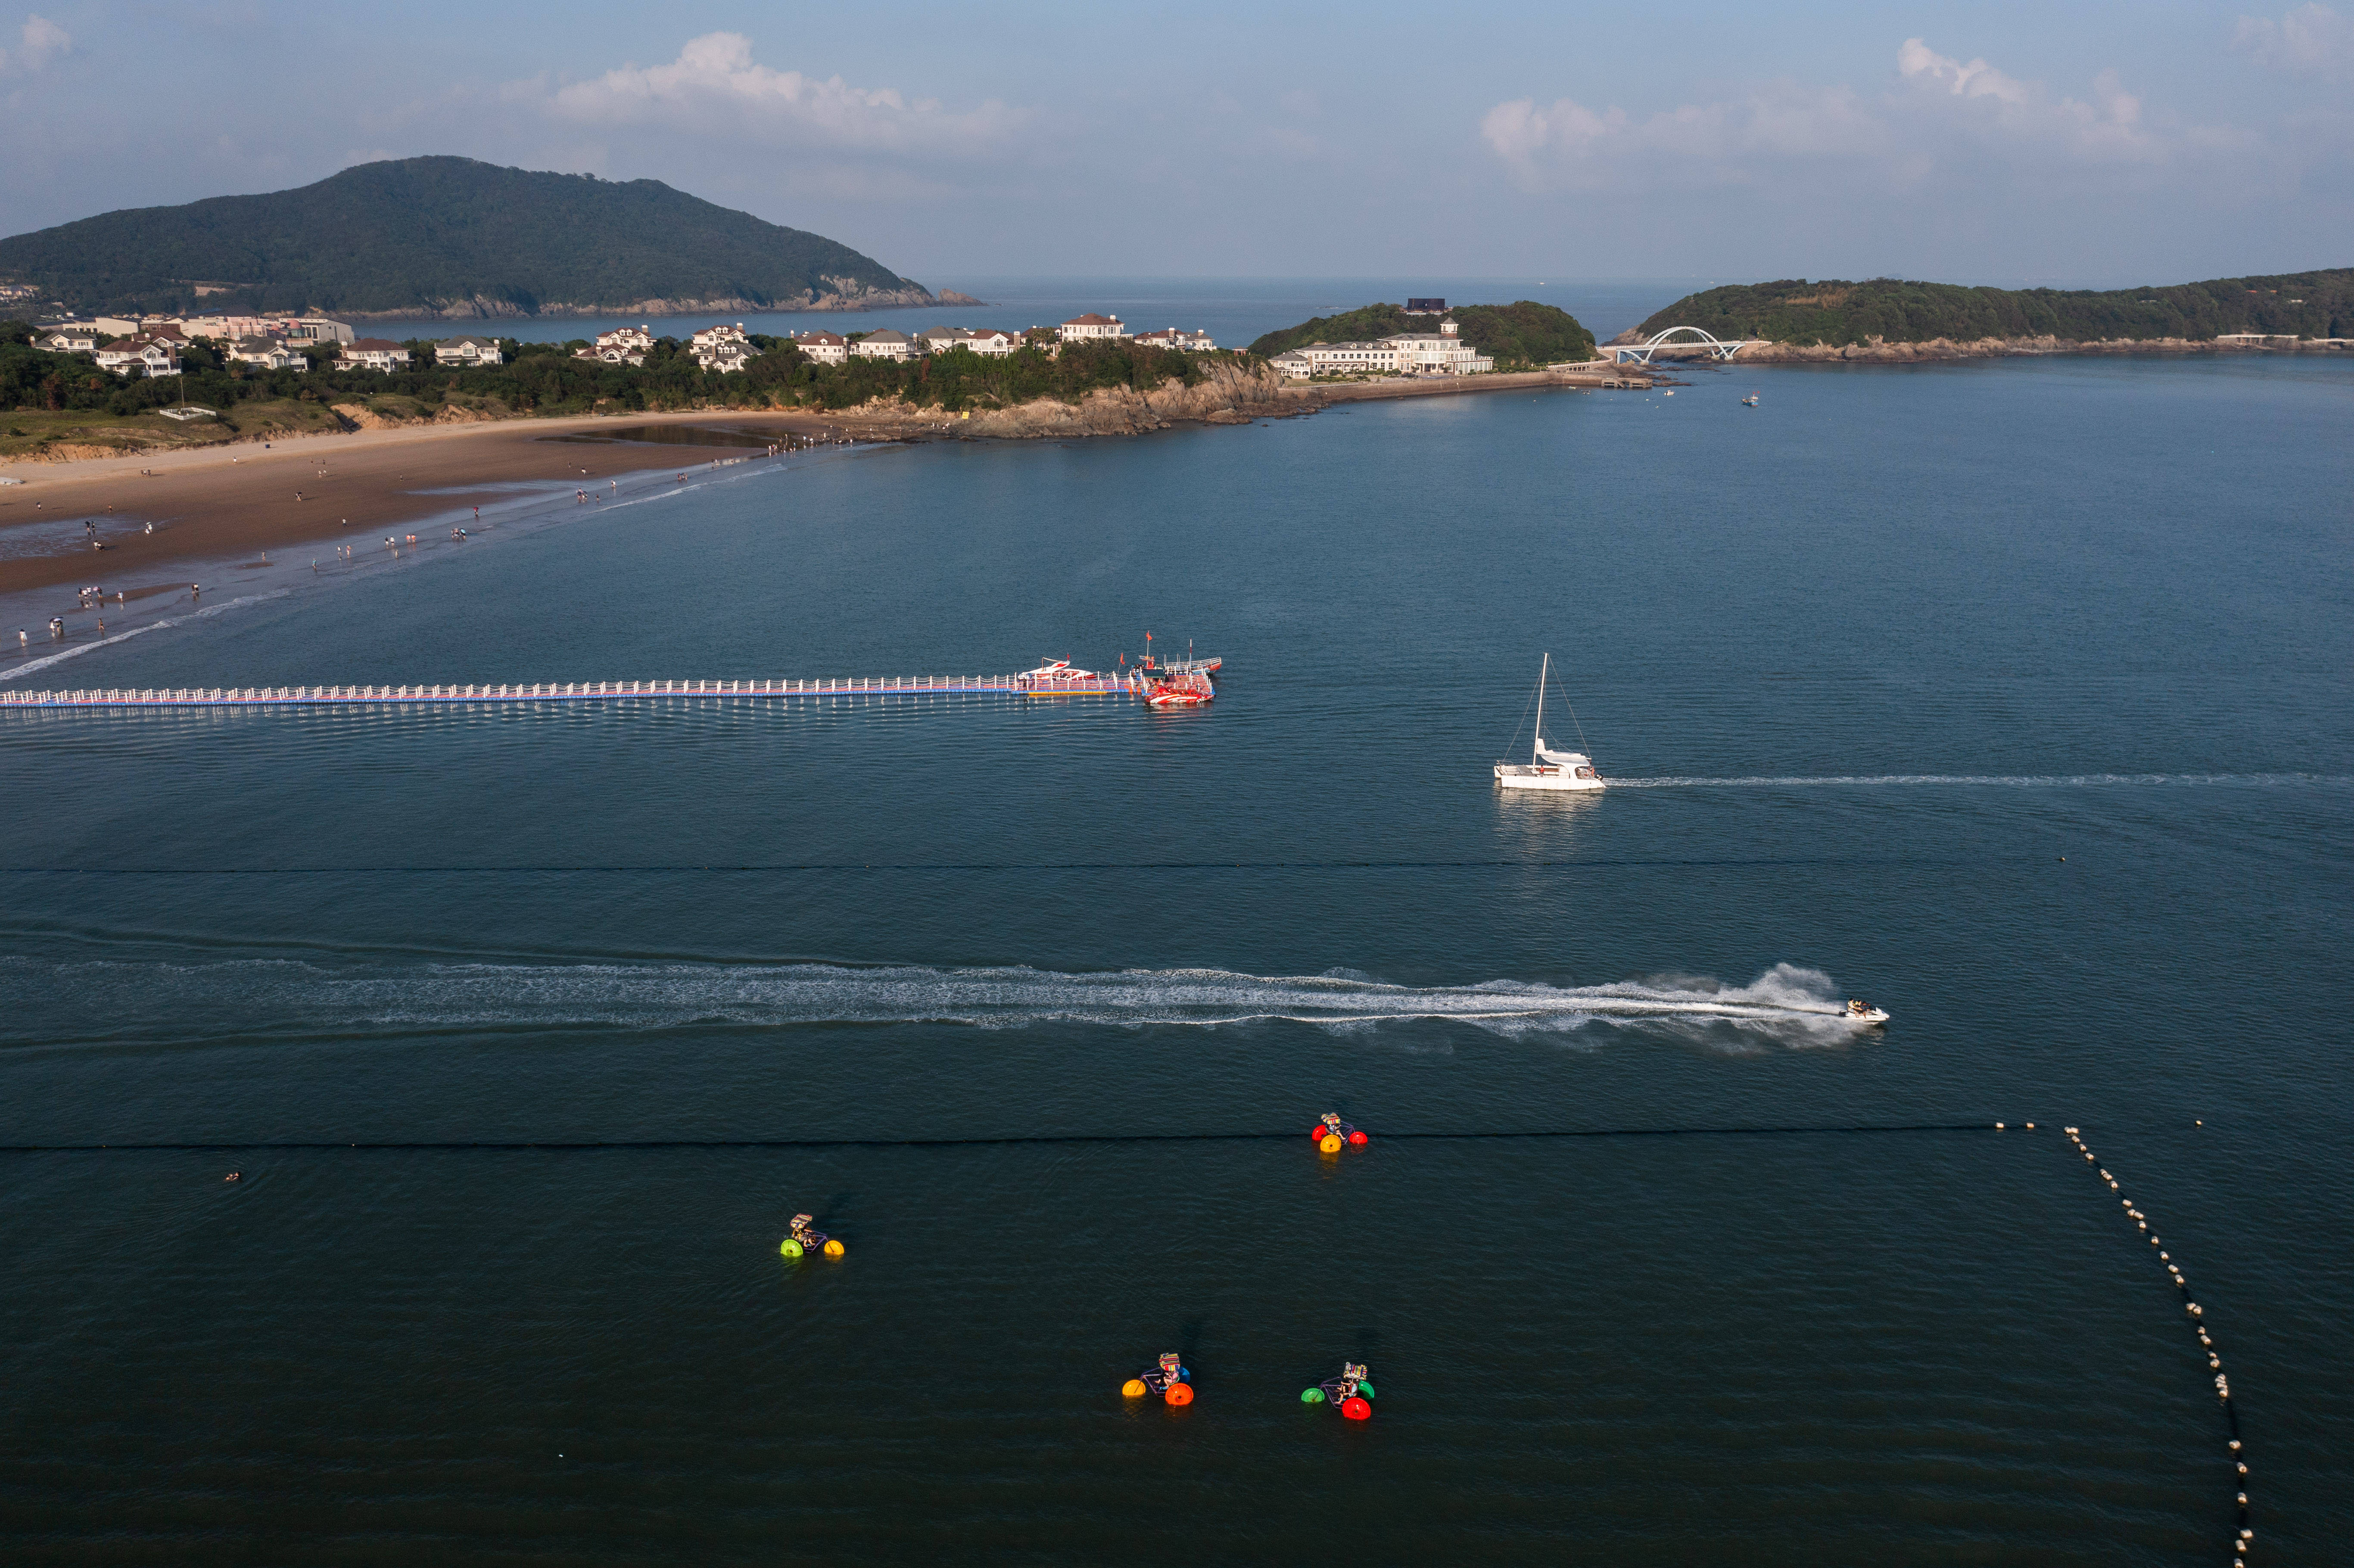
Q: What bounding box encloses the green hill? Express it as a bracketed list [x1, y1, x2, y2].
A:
[1634, 270, 2354, 348]
[1248, 301, 1595, 367]
[0, 157, 933, 318]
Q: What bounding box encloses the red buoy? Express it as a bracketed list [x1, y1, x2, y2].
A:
[1165, 1382, 1195, 1407]
[1341, 1396, 1371, 1420]
[1348, 1130, 1368, 1145]
[1308, 1126, 1328, 1140]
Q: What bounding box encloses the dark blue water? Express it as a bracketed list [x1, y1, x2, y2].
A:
[3, 355, 2349, 1563]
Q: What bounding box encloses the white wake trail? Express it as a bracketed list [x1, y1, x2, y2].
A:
[1612, 773, 2348, 788]
[0, 958, 1881, 1046]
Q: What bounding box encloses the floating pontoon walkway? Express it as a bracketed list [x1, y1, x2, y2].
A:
[0, 670, 1183, 710]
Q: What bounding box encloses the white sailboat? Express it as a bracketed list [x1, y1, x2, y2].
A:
[1495, 653, 1605, 792]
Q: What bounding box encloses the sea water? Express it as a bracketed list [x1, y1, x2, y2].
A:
[1, 350, 2349, 1564]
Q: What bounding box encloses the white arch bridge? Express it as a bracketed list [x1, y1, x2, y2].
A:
[1612, 326, 1756, 365]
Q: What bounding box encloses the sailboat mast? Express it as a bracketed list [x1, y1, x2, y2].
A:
[1533, 653, 1548, 765]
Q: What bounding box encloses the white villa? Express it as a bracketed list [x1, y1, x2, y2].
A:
[226, 335, 308, 370]
[1059, 313, 1127, 342]
[915, 326, 1019, 357]
[336, 339, 410, 373]
[94, 333, 182, 379]
[690, 322, 752, 372]
[433, 335, 503, 367]
[39, 325, 99, 354]
[576, 326, 651, 367]
[793, 330, 849, 364]
[1271, 316, 1492, 379]
[1132, 327, 1216, 352]
[851, 329, 913, 361]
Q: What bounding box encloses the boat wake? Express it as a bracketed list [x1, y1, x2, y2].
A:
[1611, 773, 2347, 788]
[0, 957, 1880, 1048]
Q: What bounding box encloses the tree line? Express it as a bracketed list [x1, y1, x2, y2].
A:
[0, 323, 1239, 420]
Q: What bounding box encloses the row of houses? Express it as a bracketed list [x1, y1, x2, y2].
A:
[34, 309, 508, 380]
[564, 313, 1220, 375]
[1267, 317, 1495, 380]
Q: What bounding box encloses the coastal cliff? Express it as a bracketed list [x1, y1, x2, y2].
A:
[1627, 333, 2354, 363]
[1622, 270, 2353, 361]
[949, 360, 1294, 438]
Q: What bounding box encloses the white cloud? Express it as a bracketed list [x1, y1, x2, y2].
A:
[2235, 4, 2354, 78]
[532, 32, 1026, 156]
[1896, 38, 2027, 103]
[1482, 37, 2217, 195]
[0, 13, 71, 73]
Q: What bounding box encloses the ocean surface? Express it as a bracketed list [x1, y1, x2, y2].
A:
[3, 338, 2351, 1563]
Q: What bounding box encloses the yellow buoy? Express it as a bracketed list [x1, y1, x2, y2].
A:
[1319, 1134, 1343, 1153]
[823, 1239, 845, 1257]
[1122, 1379, 1148, 1398]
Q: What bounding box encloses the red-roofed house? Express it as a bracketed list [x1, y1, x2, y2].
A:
[1058, 313, 1127, 342]
[94, 334, 183, 378]
[794, 330, 849, 365]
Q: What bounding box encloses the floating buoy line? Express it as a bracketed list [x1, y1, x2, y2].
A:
[2064, 1124, 2250, 1565]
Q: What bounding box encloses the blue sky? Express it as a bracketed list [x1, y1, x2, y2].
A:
[2, 1, 2348, 288]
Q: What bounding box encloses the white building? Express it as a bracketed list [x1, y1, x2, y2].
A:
[851, 329, 913, 361]
[1385, 317, 1491, 375]
[39, 325, 100, 354]
[336, 339, 410, 373]
[1132, 327, 1216, 352]
[226, 335, 308, 371]
[597, 325, 655, 355]
[283, 317, 355, 346]
[94, 334, 182, 378]
[1058, 312, 1127, 342]
[793, 330, 849, 365]
[962, 328, 1018, 356]
[434, 335, 503, 367]
[1269, 340, 1399, 377]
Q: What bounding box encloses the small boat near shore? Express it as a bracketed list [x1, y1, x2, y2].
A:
[1495, 653, 1604, 792]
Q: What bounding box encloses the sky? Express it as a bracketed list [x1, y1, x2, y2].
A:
[1, 1, 2349, 290]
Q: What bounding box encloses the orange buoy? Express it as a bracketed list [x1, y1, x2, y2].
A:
[1319, 1134, 1343, 1154]
[822, 1239, 845, 1257]
[1121, 1379, 1148, 1398]
[1165, 1382, 1194, 1406]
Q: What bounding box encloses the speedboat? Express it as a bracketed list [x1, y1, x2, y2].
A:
[1495, 653, 1604, 792]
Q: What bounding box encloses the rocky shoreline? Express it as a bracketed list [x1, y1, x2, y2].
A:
[1613, 332, 2352, 364]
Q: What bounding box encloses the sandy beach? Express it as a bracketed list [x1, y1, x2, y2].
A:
[0, 408, 879, 598]
[0, 368, 1647, 599]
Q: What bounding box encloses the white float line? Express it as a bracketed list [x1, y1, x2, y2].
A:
[2064, 1124, 2251, 1561]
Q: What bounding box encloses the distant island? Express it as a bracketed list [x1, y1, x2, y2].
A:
[0, 157, 969, 321]
[1249, 301, 1595, 369]
[1627, 269, 2352, 359]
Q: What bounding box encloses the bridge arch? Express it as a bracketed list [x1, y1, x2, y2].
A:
[1613, 326, 1754, 365]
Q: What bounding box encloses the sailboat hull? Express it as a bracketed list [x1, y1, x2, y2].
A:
[1495, 764, 1605, 792]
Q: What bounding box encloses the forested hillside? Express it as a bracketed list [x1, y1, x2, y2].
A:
[0, 158, 933, 319]
[1634, 271, 2354, 347]
[1248, 301, 1595, 367]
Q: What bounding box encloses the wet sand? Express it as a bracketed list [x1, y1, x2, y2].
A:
[0, 409, 852, 597]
